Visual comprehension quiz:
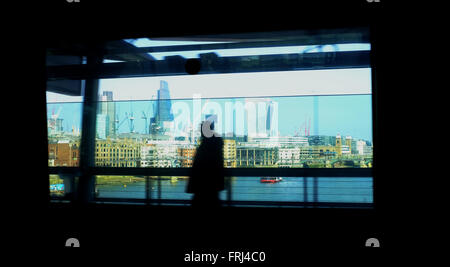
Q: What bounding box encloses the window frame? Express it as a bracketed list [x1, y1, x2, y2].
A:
[47, 28, 377, 208]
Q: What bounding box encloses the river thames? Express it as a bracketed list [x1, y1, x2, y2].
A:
[95, 177, 372, 204]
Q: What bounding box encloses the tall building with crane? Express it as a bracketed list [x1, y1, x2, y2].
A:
[99, 91, 116, 137]
[48, 106, 63, 135]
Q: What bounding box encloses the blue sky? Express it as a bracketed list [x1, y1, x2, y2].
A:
[46, 40, 372, 141]
[47, 89, 372, 142]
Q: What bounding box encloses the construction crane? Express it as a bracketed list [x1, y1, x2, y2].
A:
[141, 101, 153, 134]
[114, 106, 129, 133]
[52, 106, 62, 120]
[48, 106, 62, 130]
[117, 116, 128, 132]
[125, 112, 135, 133]
[128, 101, 135, 133]
[50, 106, 62, 123]
[307, 117, 311, 136]
[296, 115, 311, 137]
[141, 111, 148, 134]
[114, 114, 120, 132]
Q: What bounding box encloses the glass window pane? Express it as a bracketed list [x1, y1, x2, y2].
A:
[94, 92, 372, 168]
[95, 176, 146, 199]
[94, 175, 192, 200]
[93, 175, 372, 204]
[46, 93, 83, 167]
[46, 47, 85, 167]
[316, 177, 373, 203]
[98, 69, 371, 101]
[49, 174, 65, 197]
[49, 174, 77, 198]
[231, 177, 372, 203]
[48, 28, 375, 207]
[158, 176, 190, 200]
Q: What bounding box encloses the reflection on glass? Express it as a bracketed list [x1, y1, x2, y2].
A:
[46, 70, 373, 169]
[46, 89, 83, 167]
[93, 93, 373, 168]
[231, 177, 372, 203]
[46, 91, 83, 167]
[94, 175, 190, 200]
[93, 176, 372, 204]
[94, 69, 372, 169]
[49, 175, 66, 197]
[95, 176, 146, 199]
[122, 38, 370, 61]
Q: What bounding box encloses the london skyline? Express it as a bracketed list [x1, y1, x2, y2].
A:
[46, 69, 372, 141]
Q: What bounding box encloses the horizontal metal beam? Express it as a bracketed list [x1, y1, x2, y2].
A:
[47, 51, 370, 80]
[48, 29, 369, 57]
[49, 167, 372, 177]
[103, 36, 369, 55]
[49, 167, 80, 175]
[91, 197, 373, 208]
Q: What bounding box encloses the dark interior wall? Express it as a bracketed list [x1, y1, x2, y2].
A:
[21, 0, 397, 256]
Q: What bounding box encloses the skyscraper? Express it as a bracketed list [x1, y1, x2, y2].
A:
[224, 98, 245, 138]
[156, 81, 174, 122]
[55, 118, 64, 133]
[245, 98, 268, 138]
[151, 81, 174, 137]
[96, 113, 109, 139]
[100, 91, 115, 137]
[102, 91, 113, 100]
[266, 100, 277, 137]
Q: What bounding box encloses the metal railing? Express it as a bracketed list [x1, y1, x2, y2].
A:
[49, 167, 373, 208]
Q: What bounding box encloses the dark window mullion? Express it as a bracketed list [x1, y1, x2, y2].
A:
[77, 45, 104, 204]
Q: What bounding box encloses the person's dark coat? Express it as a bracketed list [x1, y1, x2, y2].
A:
[187, 135, 224, 207]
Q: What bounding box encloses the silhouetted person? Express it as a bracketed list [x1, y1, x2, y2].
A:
[187, 120, 224, 208]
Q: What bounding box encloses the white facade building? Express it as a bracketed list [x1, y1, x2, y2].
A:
[341, 145, 351, 155]
[278, 147, 301, 166]
[251, 136, 309, 147]
[356, 140, 366, 155]
[140, 144, 156, 167]
[140, 140, 190, 167]
[356, 140, 372, 156]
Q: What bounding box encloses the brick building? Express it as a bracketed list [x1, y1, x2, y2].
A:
[48, 142, 80, 167]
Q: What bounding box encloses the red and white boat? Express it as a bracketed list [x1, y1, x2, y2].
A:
[260, 177, 283, 183]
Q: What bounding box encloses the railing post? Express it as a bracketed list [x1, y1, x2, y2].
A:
[313, 177, 318, 207]
[157, 177, 162, 205]
[227, 176, 232, 207]
[303, 177, 308, 206]
[145, 176, 151, 205]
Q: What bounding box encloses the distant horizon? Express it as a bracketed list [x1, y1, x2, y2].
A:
[47, 94, 372, 142]
[46, 69, 372, 141]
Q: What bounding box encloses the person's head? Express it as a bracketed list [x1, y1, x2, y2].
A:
[200, 120, 215, 139]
